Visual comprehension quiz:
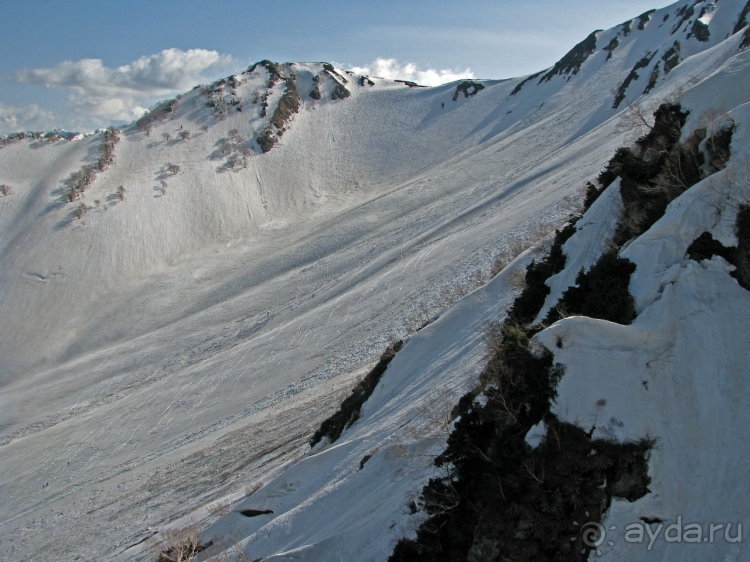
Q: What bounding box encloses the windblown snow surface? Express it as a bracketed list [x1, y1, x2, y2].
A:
[1, 1, 749, 560]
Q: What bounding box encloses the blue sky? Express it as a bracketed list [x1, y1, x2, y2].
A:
[0, 0, 665, 133]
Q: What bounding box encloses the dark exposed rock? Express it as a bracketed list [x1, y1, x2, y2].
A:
[270, 79, 300, 128]
[687, 232, 735, 263]
[323, 63, 348, 84]
[672, 3, 695, 35]
[331, 83, 351, 100]
[662, 41, 681, 74]
[638, 9, 656, 30]
[395, 80, 425, 88]
[452, 81, 485, 101]
[359, 455, 373, 470]
[742, 27, 750, 50]
[687, 212, 750, 291]
[734, 205, 750, 290]
[310, 73, 322, 99]
[690, 19, 710, 42]
[257, 77, 301, 153]
[248, 59, 283, 88]
[644, 62, 661, 94]
[539, 31, 599, 83]
[734, 0, 750, 34]
[613, 51, 657, 109]
[511, 70, 545, 96]
[310, 341, 403, 447]
[603, 36, 620, 60]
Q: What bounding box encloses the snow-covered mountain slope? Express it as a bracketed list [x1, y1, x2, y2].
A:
[1, 1, 749, 560]
[536, 109, 750, 561]
[198, 63, 750, 562]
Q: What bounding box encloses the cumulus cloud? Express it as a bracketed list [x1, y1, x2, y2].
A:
[346, 58, 474, 86]
[0, 102, 58, 134]
[12, 48, 233, 121]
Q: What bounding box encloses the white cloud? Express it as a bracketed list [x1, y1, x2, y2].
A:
[345, 58, 474, 86]
[0, 102, 58, 134]
[13, 48, 234, 121]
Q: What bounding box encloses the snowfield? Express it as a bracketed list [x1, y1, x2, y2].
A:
[1, 1, 750, 560]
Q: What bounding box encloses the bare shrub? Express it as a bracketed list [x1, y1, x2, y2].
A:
[97, 126, 119, 170]
[156, 524, 209, 562]
[162, 132, 172, 142]
[719, 164, 750, 208]
[403, 267, 498, 336]
[617, 100, 657, 140]
[437, 283, 467, 308]
[491, 254, 510, 278]
[117, 185, 125, 201]
[400, 388, 460, 460]
[137, 98, 179, 135]
[528, 221, 557, 244]
[160, 180, 168, 195]
[435, 270, 485, 310]
[0, 132, 26, 148]
[703, 118, 736, 174]
[696, 106, 728, 130]
[0, 184, 11, 196]
[227, 154, 242, 169]
[164, 163, 181, 176]
[64, 165, 96, 202]
[490, 218, 563, 280]
[178, 130, 191, 141]
[404, 302, 433, 333]
[491, 240, 528, 277]
[226, 145, 251, 169]
[72, 202, 87, 220]
[562, 188, 586, 216]
[507, 268, 528, 290]
[209, 498, 233, 518]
